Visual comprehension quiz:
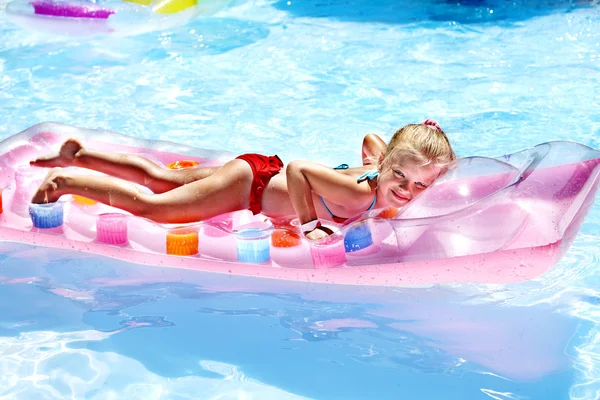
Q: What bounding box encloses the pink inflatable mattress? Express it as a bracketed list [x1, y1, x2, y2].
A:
[0, 122, 598, 287]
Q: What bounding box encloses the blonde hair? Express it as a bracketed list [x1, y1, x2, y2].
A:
[378, 122, 456, 173]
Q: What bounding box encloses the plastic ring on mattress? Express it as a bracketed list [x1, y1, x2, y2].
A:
[96, 213, 129, 245]
[344, 223, 373, 253]
[166, 227, 199, 256]
[310, 235, 346, 269]
[29, 202, 64, 229]
[73, 195, 98, 206]
[166, 160, 199, 170]
[271, 228, 301, 248]
[377, 207, 399, 219]
[235, 228, 271, 263]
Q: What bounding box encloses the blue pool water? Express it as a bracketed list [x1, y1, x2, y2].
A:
[1, 0, 600, 398]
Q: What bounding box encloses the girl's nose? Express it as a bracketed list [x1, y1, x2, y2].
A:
[405, 183, 417, 197]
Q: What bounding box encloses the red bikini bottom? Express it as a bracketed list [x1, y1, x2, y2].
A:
[236, 153, 284, 215]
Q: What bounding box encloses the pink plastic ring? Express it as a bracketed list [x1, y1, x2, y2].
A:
[96, 213, 128, 245]
[310, 236, 346, 269]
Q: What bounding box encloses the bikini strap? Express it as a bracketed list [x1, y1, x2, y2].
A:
[357, 169, 379, 183]
[333, 163, 349, 170]
[320, 196, 336, 218]
[320, 195, 376, 221]
[366, 195, 377, 211]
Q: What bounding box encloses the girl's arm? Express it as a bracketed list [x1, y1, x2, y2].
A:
[286, 160, 372, 239]
[362, 133, 386, 166]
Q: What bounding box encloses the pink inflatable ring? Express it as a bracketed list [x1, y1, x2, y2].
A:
[29, 0, 114, 19]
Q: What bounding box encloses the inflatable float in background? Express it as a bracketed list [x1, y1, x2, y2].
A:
[4, 0, 231, 37]
[0, 122, 599, 287]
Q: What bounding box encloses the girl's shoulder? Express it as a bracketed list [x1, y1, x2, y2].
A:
[331, 164, 378, 188]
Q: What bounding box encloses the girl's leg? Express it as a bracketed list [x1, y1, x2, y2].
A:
[31, 160, 254, 224]
[30, 138, 219, 194]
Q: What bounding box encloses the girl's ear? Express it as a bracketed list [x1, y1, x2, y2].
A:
[377, 153, 385, 168]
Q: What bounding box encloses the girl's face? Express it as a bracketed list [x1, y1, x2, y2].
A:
[377, 159, 441, 207]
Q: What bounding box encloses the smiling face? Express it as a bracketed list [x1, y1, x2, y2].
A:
[375, 122, 456, 208]
[376, 158, 442, 207]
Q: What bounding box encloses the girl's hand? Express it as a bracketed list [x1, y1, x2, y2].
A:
[305, 225, 334, 241]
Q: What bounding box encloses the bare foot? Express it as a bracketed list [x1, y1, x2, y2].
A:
[31, 168, 67, 204]
[30, 138, 83, 168]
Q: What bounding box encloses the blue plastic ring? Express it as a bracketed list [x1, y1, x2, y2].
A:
[29, 202, 64, 229]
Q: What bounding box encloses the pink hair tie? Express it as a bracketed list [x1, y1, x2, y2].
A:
[422, 119, 443, 133]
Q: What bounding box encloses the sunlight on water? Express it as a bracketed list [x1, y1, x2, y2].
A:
[0, 328, 309, 399]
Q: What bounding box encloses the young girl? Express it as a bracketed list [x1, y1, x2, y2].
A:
[30, 120, 455, 240]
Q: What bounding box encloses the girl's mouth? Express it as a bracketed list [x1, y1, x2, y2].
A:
[392, 190, 410, 202]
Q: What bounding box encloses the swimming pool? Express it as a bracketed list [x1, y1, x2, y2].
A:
[0, 0, 599, 398]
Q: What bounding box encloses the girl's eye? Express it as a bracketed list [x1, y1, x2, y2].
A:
[393, 170, 405, 178]
[416, 182, 427, 189]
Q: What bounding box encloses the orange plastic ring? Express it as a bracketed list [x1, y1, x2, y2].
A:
[73, 195, 98, 206]
[377, 207, 399, 219]
[166, 227, 199, 256]
[166, 160, 199, 170]
[271, 229, 301, 248]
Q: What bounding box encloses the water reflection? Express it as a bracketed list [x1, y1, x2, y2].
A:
[0, 243, 579, 398]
